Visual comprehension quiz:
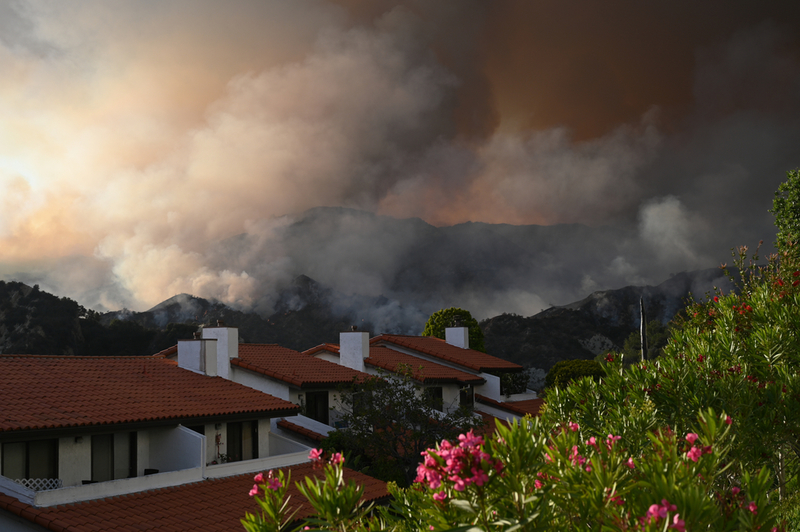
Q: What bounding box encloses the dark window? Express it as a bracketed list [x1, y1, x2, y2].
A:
[226, 422, 258, 462]
[424, 386, 444, 412]
[305, 391, 330, 425]
[92, 434, 114, 482]
[2, 439, 58, 480]
[460, 385, 474, 408]
[128, 432, 138, 478]
[187, 425, 205, 435]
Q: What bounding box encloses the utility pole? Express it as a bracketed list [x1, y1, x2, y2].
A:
[640, 297, 648, 363]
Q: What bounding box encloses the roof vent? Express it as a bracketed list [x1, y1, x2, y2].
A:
[351, 325, 358, 331]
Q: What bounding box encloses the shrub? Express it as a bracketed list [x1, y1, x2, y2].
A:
[544, 359, 605, 389]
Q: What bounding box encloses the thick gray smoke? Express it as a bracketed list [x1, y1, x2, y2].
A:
[0, 2, 798, 325]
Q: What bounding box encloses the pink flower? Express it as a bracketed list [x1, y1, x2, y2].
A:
[587, 436, 597, 448]
[330, 452, 344, 466]
[606, 434, 621, 450]
[249, 484, 260, 497]
[748, 501, 758, 514]
[725, 415, 733, 425]
[569, 422, 580, 432]
[731, 487, 741, 495]
[685, 433, 699, 444]
[534, 480, 543, 489]
[309, 448, 323, 461]
[267, 477, 282, 491]
[626, 457, 635, 469]
[253, 472, 264, 483]
[433, 491, 447, 501]
[669, 514, 686, 532]
[686, 446, 703, 462]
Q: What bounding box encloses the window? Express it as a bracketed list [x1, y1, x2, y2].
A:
[92, 434, 114, 482]
[305, 391, 330, 425]
[460, 385, 474, 408]
[424, 386, 444, 412]
[226, 421, 258, 462]
[2, 439, 58, 480]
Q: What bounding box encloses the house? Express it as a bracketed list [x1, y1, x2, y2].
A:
[305, 327, 538, 423]
[0, 354, 387, 531]
[156, 323, 373, 439]
[304, 335, 487, 414]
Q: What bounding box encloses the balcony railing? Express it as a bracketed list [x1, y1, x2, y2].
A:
[13, 478, 62, 491]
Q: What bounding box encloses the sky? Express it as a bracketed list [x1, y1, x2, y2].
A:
[1, 0, 799, 314]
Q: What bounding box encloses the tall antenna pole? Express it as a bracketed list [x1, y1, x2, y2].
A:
[640, 297, 648, 363]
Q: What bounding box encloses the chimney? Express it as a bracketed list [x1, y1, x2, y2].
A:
[445, 327, 469, 349]
[178, 338, 218, 376]
[340, 326, 369, 372]
[201, 324, 239, 379]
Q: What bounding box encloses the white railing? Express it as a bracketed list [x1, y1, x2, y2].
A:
[14, 478, 62, 491]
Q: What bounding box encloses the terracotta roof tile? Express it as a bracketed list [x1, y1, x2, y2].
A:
[0, 356, 299, 434]
[152, 346, 177, 359]
[233, 344, 368, 388]
[476, 394, 544, 417]
[302, 343, 340, 356]
[371, 335, 523, 372]
[366, 347, 485, 385]
[276, 419, 326, 443]
[0, 465, 387, 532]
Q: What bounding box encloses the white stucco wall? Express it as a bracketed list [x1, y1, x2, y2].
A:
[230, 366, 292, 401]
[476, 372, 502, 401]
[149, 426, 204, 474]
[137, 431, 150, 477]
[258, 419, 271, 458]
[58, 436, 91, 487]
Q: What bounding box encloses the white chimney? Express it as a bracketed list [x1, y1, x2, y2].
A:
[178, 338, 218, 376]
[445, 327, 469, 349]
[201, 322, 239, 379]
[340, 328, 369, 372]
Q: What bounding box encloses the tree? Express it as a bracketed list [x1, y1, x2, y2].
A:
[770, 168, 800, 247]
[620, 320, 671, 361]
[322, 365, 483, 486]
[544, 359, 605, 389]
[421, 307, 486, 352]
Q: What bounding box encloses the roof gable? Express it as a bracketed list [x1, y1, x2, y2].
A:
[371, 335, 523, 372]
[366, 347, 485, 385]
[233, 344, 368, 388]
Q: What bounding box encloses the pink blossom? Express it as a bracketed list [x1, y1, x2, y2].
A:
[669, 514, 686, 532]
[605, 434, 621, 450]
[534, 480, 543, 489]
[267, 477, 282, 491]
[626, 457, 635, 469]
[725, 415, 733, 425]
[731, 487, 741, 495]
[309, 448, 323, 461]
[249, 484, 260, 497]
[568, 422, 580, 432]
[748, 501, 758, 514]
[253, 472, 264, 483]
[587, 436, 597, 448]
[433, 491, 447, 501]
[685, 433, 699, 445]
[330, 452, 344, 466]
[686, 446, 703, 462]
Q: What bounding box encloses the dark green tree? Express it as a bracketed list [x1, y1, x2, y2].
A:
[421, 307, 486, 352]
[322, 365, 483, 486]
[770, 168, 800, 247]
[544, 359, 605, 390]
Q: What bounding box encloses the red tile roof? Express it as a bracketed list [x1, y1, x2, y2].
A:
[302, 343, 340, 357]
[277, 419, 326, 443]
[475, 394, 544, 417]
[233, 344, 368, 388]
[0, 462, 388, 531]
[366, 347, 485, 385]
[371, 335, 523, 373]
[0, 356, 299, 434]
[152, 345, 177, 358]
